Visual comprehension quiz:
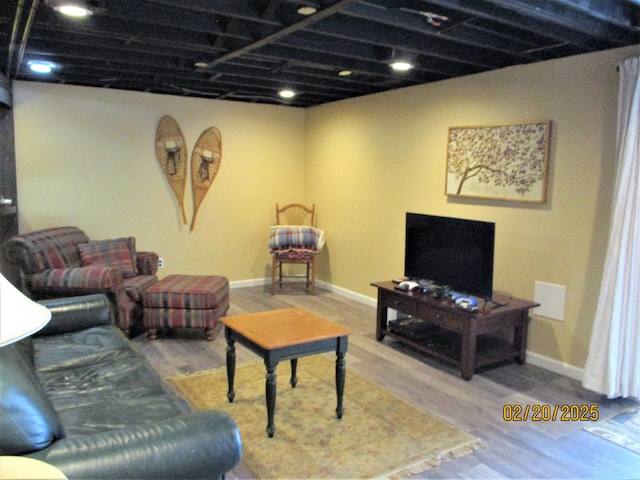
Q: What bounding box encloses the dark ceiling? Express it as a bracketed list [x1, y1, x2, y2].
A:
[2, 0, 640, 108]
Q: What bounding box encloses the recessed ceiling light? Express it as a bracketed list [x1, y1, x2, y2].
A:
[297, 6, 317, 16]
[279, 89, 296, 99]
[338, 70, 353, 77]
[28, 61, 56, 74]
[390, 61, 413, 72]
[53, 2, 93, 17]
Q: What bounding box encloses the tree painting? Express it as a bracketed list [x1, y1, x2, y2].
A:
[446, 122, 550, 202]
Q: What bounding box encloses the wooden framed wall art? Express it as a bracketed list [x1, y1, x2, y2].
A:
[446, 121, 551, 203]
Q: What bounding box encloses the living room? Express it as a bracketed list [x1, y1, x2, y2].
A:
[4, 40, 640, 478]
[9, 43, 640, 378]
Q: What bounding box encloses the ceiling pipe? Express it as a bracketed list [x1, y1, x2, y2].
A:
[14, 0, 42, 78]
[6, 0, 26, 76]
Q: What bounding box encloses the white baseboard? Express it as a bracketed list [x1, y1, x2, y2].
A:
[525, 351, 584, 381]
[231, 278, 584, 381]
[316, 280, 378, 307]
[229, 278, 378, 308]
[229, 278, 266, 289]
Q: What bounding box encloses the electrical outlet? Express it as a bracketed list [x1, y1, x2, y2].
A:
[158, 258, 164, 269]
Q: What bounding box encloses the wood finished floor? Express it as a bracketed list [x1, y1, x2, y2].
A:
[131, 285, 640, 480]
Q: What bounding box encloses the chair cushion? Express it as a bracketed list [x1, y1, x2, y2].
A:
[269, 226, 325, 252]
[274, 249, 316, 261]
[78, 237, 138, 277]
[30, 267, 123, 292]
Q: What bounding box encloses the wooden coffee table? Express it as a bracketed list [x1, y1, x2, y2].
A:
[221, 307, 352, 438]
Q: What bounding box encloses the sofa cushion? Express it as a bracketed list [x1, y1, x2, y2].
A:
[78, 237, 138, 278]
[0, 342, 65, 455]
[33, 325, 190, 437]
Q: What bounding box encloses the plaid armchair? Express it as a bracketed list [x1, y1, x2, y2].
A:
[4, 226, 158, 334]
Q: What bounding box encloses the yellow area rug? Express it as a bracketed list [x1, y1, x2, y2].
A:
[167, 355, 484, 479]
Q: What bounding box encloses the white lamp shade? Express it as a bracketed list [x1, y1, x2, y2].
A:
[0, 273, 52, 347]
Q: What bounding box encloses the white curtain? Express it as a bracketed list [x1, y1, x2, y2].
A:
[583, 57, 640, 399]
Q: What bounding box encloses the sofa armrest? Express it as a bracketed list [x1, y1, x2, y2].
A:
[37, 294, 111, 336]
[136, 251, 159, 276]
[26, 411, 242, 480]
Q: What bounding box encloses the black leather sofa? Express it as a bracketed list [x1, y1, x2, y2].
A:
[0, 294, 242, 479]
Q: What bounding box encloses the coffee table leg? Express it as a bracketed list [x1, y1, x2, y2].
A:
[225, 332, 236, 403]
[335, 351, 346, 419]
[265, 362, 278, 438]
[290, 359, 298, 388]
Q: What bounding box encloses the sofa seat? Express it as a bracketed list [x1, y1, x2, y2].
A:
[34, 325, 190, 437]
[0, 294, 242, 479]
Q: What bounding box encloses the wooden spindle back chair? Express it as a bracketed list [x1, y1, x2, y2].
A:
[271, 203, 316, 294]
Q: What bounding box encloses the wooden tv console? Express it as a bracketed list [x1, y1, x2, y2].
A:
[371, 281, 539, 380]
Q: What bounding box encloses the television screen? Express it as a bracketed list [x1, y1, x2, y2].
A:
[404, 213, 495, 299]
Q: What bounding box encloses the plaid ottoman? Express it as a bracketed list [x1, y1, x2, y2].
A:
[143, 274, 230, 341]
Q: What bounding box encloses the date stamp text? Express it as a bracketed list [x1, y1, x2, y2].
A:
[503, 404, 599, 422]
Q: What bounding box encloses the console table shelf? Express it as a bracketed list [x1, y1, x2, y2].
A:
[371, 281, 539, 380]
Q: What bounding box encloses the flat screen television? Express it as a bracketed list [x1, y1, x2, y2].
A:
[404, 213, 495, 299]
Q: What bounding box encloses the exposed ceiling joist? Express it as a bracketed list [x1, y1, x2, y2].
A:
[1, 0, 639, 107]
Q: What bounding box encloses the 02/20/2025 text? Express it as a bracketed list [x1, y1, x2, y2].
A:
[503, 404, 599, 422]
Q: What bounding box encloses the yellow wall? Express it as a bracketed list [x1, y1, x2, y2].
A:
[12, 44, 640, 370]
[13, 83, 305, 282]
[305, 44, 640, 370]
